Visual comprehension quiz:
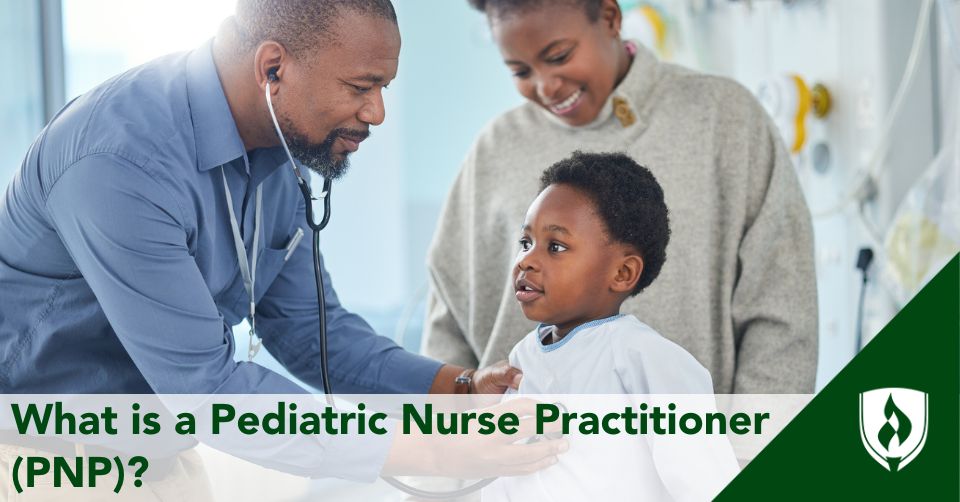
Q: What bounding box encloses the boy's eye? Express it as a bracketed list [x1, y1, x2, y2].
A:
[351, 84, 372, 93]
[548, 242, 568, 253]
[519, 238, 532, 251]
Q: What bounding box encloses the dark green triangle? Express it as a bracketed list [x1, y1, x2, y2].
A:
[716, 254, 959, 500]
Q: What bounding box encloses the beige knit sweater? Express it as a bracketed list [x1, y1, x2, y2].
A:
[422, 44, 818, 393]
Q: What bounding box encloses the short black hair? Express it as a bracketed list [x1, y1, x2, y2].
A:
[467, 0, 602, 22]
[539, 151, 670, 295]
[236, 0, 398, 56]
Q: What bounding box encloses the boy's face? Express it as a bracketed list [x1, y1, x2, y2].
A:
[513, 184, 629, 335]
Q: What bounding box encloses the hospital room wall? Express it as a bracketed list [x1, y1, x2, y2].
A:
[0, 1, 45, 185]
[659, 0, 944, 388]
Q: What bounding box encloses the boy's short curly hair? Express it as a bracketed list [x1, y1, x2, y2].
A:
[467, 0, 602, 21]
[540, 151, 670, 295]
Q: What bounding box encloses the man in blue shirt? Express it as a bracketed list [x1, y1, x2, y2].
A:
[0, 1, 513, 397]
[0, 0, 575, 487]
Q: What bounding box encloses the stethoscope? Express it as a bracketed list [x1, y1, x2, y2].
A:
[264, 71, 335, 403]
[246, 69, 492, 499]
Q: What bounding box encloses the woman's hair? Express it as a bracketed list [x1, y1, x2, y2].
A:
[467, 0, 602, 22]
[539, 151, 670, 295]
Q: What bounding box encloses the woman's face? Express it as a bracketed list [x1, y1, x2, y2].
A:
[489, 1, 625, 126]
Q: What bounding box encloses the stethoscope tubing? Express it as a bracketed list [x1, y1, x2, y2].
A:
[268, 78, 492, 498]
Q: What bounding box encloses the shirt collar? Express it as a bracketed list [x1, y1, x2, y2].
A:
[535, 314, 625, 352]
[186, 38, 246, 172]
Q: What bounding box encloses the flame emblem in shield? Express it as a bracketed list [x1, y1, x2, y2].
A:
[859, 388, 928, 472]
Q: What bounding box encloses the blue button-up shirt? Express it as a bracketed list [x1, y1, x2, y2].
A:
[0, 40, 442, 395]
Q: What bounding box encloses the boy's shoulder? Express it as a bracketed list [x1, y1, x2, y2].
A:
[608, 315, 714, 394]
[507, 326, 545, 367]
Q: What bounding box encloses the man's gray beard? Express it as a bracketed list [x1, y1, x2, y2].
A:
[280, 118, 350, 180]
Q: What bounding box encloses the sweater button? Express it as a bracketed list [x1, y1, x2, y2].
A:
[613, 97, 636, 127]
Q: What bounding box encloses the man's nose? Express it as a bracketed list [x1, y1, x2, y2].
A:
[536, 74, 563, 103]
[358, 90, 386, 126]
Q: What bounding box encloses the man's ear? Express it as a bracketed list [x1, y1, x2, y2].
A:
[611, 254, 643, 295]
[254, 41, 286, 91]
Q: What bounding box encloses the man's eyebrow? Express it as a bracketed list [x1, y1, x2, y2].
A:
[504, 39, 572, 65]
[351, 73, 387, 84]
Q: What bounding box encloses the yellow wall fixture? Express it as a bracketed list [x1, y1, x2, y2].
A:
[756, 75, 832, 154]
[622, 3, 668, 57]
[811, 83, 832, 119]
[639, 5, 667, 54]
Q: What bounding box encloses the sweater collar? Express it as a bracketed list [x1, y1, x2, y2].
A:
[539, 40, 660, 132]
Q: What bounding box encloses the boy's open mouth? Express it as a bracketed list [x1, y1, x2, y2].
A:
[514, 276, 544, 303]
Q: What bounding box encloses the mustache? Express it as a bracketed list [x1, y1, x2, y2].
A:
[331, 128, 370, 142]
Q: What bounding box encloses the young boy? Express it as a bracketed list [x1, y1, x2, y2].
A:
[508, 150, 710, 395]
[484, 151, 738, 501]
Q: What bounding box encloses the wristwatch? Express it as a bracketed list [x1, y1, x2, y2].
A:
[454, 369, 475, 394]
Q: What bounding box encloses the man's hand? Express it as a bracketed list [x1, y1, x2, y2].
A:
[471, 360, 522, 394]
[382, 397, 566, 478]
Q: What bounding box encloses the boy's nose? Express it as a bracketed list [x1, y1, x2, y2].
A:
[516, 251, 540, 272]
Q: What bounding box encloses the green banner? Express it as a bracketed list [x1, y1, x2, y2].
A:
[718, 254, 959, 499]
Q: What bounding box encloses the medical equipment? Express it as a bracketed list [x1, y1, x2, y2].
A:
[881, 113, 960, 306]
[853, 247, 874, 351]
[262, 68, 494, 499]
[263, 69, 335, 404]
[756, 74, 832, 154]
[811, 0, 934, 226]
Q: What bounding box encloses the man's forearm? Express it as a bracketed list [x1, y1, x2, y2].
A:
[428, 364, 471, 394]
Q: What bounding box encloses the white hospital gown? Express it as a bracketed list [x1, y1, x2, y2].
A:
[482, 314, 740, 501]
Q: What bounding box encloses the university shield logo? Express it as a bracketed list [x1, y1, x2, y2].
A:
[859, 388, 929, 472]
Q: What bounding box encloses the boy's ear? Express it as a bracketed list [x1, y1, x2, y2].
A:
[611, 254, 644, 294]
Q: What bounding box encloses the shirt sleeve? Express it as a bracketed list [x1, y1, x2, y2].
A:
[722, 93, 819, 393]
[44, 154, 304, 395]
[254, 182, 443, 394]
[614, 331, 739, 501]
[613, 329, 715, 395]
[44, 154, 405, 482]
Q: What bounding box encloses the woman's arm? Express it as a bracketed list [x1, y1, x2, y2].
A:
[725, 92, 819, 393]
[421, 149, 483, 368]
